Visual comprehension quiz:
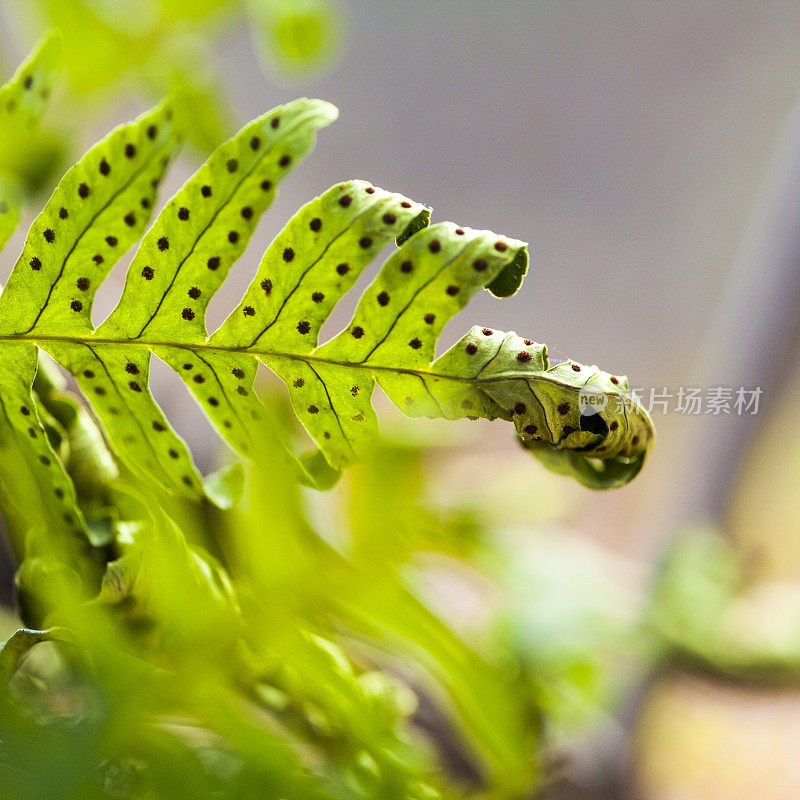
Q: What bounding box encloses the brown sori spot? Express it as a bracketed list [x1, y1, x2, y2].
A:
[297, 320, 310, 334]
[351, 326, 364, 338]
[70, 300, 83, 312]
[76, 277, 90, 291]
[632, 436, 640, 446]
[350, 386, 359, 395]
[429, 239, 441, 253]
[141, 266, 154, 280]
[128, 381, 141, 392]
[43, 229, 54, 243]
[359, 236, 372, 249]
[409, 338, 422, 349]
[124, 212, 136, 226]
[514, 403, 526, 414]
[63, 513, 73, 525]
[182, 363, 192, 370]
[610, 376, 619, 385]
[283, 247, 294, 262]
[609, 421, 619, 431]
[19, 406, 30, 416]
[83, 370, 95, 378]
[494, 241, 508, 252]
[260, 179, 272, 192]
[226, 158, 238, 173]
[177, 207, 189, 221]
[517, 351, 532, 363]
[106, 235, 118, 247]
[473, 258, 488, 272]
[557, 402, 570, 415]
[182, 308, 195, 320]
[278, 155, 291, 167]
[39, 455, 50, 466]
[193, 374, 205, 384]
[400, 201, 411, 208]
[466, 343, 478, 355]
[455, 228, 465, 235]
[240, 206, 253, 220]
[445, 285, 459, 296]
[571, 364, 581, 372]
[261, 278, 272, 294]
[524, 339, 533, 345]
[201, 185, 212, 198]
[312, 291, 324, 303]
[323, 431, 331, 439]
[400, 260, 413, 273]
[54, 488, 64, 499]
[59, 207, 68, 220]
[125, 363, 139, 375]
[228, 231, 239, 244]
[78, 183, 90, 199]
[309, 217, 322, 231]
[250, 135, 261, 150]
[99, 158, 110, 176]
[365, 186, 375, 194]
[524, 424, 538, 436]
[208, 397, 219, 406]
[270, 117, 280, 129]
[336, 263, 349, 275]
[157, 236, 169, 250]
[168, 449, 179, 459]
[125, 143, 136, 158]
[93, 254, 104, 265]
[188, 287, 201, 299]
[482, 328, 493, 335]
[308, 405, 319, 414]
[30, 257, 42, 271]
[237, 386, 248, 396]
[140, 198, 151, 210]
[223, 420, 232, 428]
[243, 306, 255, 317]
[377, 291, 390, 306]
[563, 425, 575, 435]
[424, 313, 435, 324]
[151, 178, 160, 189]
[147, 125, 157, 139]
[23, 75, 32, 90]
[382, 212, 397, 225]
[207, 256, 220, 270]
[94, 387, 106, 396]
[27, 428, 37, 438]
[293, 378, 304, 388]
[232, 368, 245, 379]
[182, 476, 193, 487]
[109, 407, 119, 415]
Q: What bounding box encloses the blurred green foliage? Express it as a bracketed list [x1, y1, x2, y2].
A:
[2, 0, 341, 186]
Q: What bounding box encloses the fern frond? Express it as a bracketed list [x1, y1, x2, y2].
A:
[0, 98, 653, 503]
[0, 31, 62, 250]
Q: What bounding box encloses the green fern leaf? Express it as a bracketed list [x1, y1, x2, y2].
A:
[0, 99, 178, 582]
[0, 98, 653, 502]
[0, 31, 62, 250]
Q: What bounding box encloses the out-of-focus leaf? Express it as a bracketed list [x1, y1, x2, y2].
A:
[248, 0, 340, 76]
[0, 626, 73, 684]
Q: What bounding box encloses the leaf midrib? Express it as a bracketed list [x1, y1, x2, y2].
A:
[0, 331, 600, 391]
